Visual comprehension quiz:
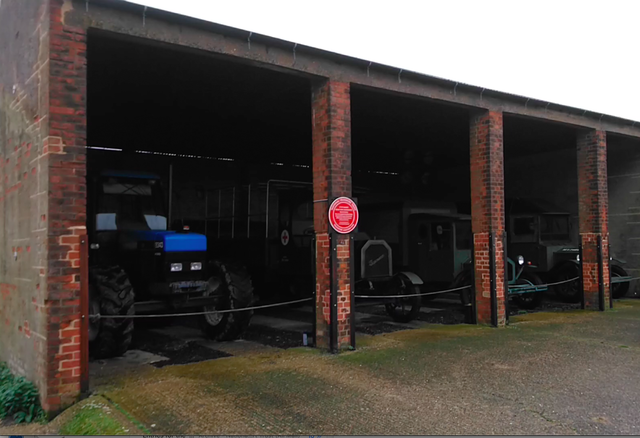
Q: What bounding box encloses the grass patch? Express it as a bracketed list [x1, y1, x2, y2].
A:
[58, 398, 132, 436]
[102, 395, 151, 434]
[615, 299, 640, 308]
[509, 308, 590, 324]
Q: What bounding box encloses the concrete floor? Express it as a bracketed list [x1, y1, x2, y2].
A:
[88, 298, 465, 380]
[76, 299, 640, 435]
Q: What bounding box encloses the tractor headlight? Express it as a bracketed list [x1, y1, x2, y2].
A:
[517, 255, 525, 266]
[170, 263, 183, 272]
[190, 262, 202, 271]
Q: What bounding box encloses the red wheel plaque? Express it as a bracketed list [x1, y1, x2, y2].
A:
[328, 197, 359, 234]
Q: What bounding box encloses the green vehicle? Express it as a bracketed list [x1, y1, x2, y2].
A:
[357, 198, 547, 310]
[506, 198, 630, 302]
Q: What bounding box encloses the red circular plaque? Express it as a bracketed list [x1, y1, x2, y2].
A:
[328, 197, 359, 234]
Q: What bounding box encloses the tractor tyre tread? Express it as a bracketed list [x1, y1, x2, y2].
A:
[89, 266, 135, 359]
[201, 261, 254, 341]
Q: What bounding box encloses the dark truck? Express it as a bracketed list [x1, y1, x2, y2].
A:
[506, 198, 630, 301]
[87, 171, 254, 359]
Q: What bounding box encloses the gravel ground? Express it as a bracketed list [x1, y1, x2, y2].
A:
[3, 299, 639, 435]
[81, 301, 640, 434]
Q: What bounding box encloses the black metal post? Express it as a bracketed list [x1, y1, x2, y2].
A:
[608, 243, 613, 309]
[312, 236, 317, 347]
[469, 237, 477, 325]
[349, 235, 356, 349]
[597, 235, 605, 311]
[79, 236, 90, 395]
[329, 231, 339, 353]
[579, 242, 585, 310]
[489, 232, 498, 327]
[503, 232, 509, 325]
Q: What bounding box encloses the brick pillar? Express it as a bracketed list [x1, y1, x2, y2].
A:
[577, 129, 610, 310]
[44, 0, 87, 414]
[311, 80, 352, 351]
[469, 110, 506, 326]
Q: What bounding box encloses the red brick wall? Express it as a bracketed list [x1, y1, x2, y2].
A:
[312, 80, 353, 349]
[469, 110, 506, 326]
[577, 129, 610, 309]
[41, 0, 88, 414]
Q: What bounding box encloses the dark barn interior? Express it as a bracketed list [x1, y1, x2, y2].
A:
[87, 30, 313, 185]
[351, 87, 471, 205]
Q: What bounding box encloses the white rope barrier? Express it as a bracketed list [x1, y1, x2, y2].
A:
[91, 275, 640, 319]
[91, 297, 313, 319]
[355, 285, 472, 299]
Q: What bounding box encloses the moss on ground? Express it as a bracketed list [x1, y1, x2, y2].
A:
[57, 396, 142, 436]
[31, 300, 640, 435]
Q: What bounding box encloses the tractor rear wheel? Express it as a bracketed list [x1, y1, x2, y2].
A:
[511, 272, 544, 310]
[611, 264, 630, 299]
[200, 261, 254, 341]
[89, 266, 135, 359]
[384, 274, 421, 323]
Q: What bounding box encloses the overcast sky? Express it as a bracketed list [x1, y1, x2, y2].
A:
[127, 0, 638, 122]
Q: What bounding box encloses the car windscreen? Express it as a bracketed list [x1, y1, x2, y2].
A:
[455, 220, 472, 250]
[540, 214, 570, 242]
[511, 216, 537, 243]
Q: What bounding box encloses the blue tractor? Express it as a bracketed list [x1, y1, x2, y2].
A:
[87, 171, 254, 359]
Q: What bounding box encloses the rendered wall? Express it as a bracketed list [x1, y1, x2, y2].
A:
[0, 0, 51, 408]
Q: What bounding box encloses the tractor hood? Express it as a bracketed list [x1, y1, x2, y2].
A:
[127, 230, 207, 252]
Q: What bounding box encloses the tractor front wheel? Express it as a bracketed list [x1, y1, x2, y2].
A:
[89, 266, 135, 359]
[384, 274, 421, 323]
[200, 262, 254, 341]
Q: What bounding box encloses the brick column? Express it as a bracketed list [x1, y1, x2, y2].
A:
[311, 80, 352, 351]
[44, 0, 88, 414]
[469, 110, 506, 326]
[577, 129, 610, 310]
